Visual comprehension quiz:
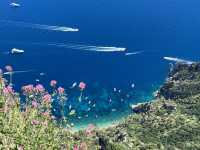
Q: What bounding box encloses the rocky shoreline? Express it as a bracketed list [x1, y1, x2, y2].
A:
[93, 63, 200, 149]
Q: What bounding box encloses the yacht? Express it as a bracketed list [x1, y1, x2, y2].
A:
[11, 48, 24, 54]
[10, 3, 21, 7]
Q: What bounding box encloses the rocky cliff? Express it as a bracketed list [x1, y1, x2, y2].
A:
[95, 63, 200, 150]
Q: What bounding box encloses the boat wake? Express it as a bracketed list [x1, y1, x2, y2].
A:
[125, 51, 144, 56]
[0, 20, 79, 32]
[0, 41, 126, 53]
[163, 56, 195, 65]
[48, 43, 126, 52]
[3, 70, 35, 75]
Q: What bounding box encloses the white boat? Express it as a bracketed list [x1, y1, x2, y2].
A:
[11, 48, 24, 54]
[10, 3, 21, 7]
[163, 56, 194, 65]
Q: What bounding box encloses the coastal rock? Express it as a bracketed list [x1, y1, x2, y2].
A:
[158, 63, 200, 99]
[98, 136, 114, 150]
[114, 130, 127, 142]
[131, 102, 151, 114]
[162, 102, 176, 113]
[89, 63, 200, 149]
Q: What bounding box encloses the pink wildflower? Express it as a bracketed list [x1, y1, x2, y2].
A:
[3, 86, 14, 95]
[31, 101, 38, 108]
[5, 65, 13, 72]
[35, 84, 45, 93]
[57, 87, 65, 94]
[31, 120, 40, 125]
[79, 82, 86, 90]
[50, 80, 57, 87]
[80, 142, 88, 150]
[22, 84, 34, 94]
[3, 88, 9, 95]
[7, 85, 14, 93]
[73, 144, 79, 150]
[43, 94, 51, 103]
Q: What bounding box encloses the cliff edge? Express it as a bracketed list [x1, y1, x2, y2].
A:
[96, 63, 200, 150]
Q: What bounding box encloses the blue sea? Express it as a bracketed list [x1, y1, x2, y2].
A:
[1, 0, 200, 129]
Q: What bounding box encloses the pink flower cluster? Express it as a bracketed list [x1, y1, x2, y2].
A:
[42, 94, 51, 103]
[22, 84, 34, 94]
[31, 101, 38, 108]
[50, 80, 57, 87]
[73, 145, 79, 150]
[22, 84, 46, 94]
[79, 82, 86, 90]
[3, 86, 14, 95]
[57, 87, 65, 95]
[35, 84, 45, 93]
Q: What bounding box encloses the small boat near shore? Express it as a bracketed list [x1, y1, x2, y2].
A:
[163, 56, 195, 65]
[10, 3, 21, 7]
[11, 48, 24, 54]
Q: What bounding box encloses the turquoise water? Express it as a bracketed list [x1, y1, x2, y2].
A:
[1, 0, 200, 128]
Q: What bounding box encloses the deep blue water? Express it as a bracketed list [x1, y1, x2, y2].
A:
[1, 0, 200, 128]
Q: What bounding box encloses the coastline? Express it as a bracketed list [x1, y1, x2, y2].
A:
[71, 87, 158, 132]
[71, 111, 130, 132]
[93, 63, 200, 150]
[2, 63, 200, 149]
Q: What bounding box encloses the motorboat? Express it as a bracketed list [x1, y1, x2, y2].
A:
[10, 3, 21, 7]
[11, 48, 24, 54]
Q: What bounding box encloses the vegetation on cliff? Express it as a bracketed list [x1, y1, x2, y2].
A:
[95, 63, 200, 150]
[1, 63, 200, 149]
[0, 67, 97, 149]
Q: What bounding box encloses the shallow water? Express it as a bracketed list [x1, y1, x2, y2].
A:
[1, 0, 200, 128]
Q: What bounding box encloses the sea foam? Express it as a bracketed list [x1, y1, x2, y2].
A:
[3, 70, 35, 75]
[0, 20, 79, 32]
[125, 51, 144, 56]
[51, 43, 126, 52]
[163, 56, 195, 65]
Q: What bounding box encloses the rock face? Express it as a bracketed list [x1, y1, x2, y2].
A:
[95, 63, 200, 150]
[131, 103, 151, 114]
[158, 63, 200, 99]
[162, 102, 176, 113]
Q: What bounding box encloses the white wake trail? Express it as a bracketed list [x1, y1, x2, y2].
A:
[3, 70, 35, 75]
[51, 43, 126, 52]
[0, 41, 126, 53]
[87, 47, 126, 52]
[125, 51, 144, 56]
[163, 57, 195, 65]
[0, 20, 79, 32]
